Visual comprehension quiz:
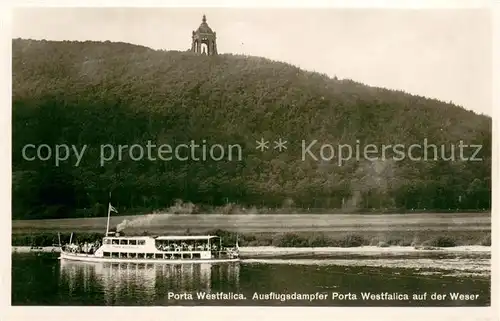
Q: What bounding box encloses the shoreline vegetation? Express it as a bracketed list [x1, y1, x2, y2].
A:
[12, 199, 492, 222]
[12, 230, 491, 249]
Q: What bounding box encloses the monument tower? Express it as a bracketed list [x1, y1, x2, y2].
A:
[191, 15, 218, 55]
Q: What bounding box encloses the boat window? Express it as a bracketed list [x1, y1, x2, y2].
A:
[120, 239, 127, 245]
[192, 253, 201, 259]
[182, 253, 191, 259]
[138, 240, 145, 245]
[155, 253, 163, 259]
[174, 253, 181, 259]
[112, 239, 119, 245]
[129, 240, 137, 245]
[104, 239, 111, 244]
[103, 252, 110, 257]
[146, 253, 154, 259]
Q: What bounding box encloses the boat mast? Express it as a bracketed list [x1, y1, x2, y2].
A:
[105, 205, 111, 237]
[105, 192, 111, 236]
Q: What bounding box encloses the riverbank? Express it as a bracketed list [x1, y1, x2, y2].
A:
[13, 213, 491, 236]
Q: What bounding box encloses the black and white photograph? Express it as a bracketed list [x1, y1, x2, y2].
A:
[7, 3, 494, 314]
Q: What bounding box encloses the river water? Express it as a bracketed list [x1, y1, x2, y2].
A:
[12, 251, 490, 306]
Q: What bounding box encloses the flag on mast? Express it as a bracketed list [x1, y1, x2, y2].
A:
[105, 201, 118, 236]
[109, 203, 118, 213]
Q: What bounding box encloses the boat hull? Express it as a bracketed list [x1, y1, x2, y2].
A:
[59, 250, 240, 264]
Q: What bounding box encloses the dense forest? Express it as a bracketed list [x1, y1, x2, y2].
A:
[12, 39, 491, 219]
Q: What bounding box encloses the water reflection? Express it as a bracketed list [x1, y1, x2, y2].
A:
[59, 260, 240, 305]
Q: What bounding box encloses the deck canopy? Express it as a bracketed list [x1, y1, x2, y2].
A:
[104, 235, 151, 240]
[103, 235, 219, 242]
[155, 235, 219, 241]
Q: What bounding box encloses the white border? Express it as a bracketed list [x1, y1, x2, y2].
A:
[491, 2, 499, 319]
[6, 0, 495, 8]
[1, 1, 498, 321]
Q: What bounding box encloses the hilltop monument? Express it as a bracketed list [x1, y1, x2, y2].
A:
[191, 15, 218, 55]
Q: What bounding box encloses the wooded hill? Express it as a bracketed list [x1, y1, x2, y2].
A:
[12, 39, 491, 219]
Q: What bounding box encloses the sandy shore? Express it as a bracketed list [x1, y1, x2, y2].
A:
[12, 246, 61, 253]
[12, 245, 490, 255]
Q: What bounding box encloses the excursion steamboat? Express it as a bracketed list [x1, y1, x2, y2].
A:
[59, 202, 240, 264]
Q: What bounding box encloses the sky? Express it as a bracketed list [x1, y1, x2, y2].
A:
[11, 7, 492, 116]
